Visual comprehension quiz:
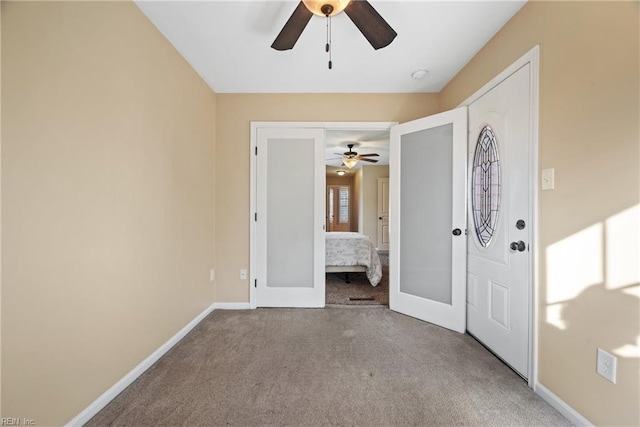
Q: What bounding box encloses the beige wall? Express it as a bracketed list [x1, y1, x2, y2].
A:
[360, 165, 389, 248]
[440, 1, 639, 425]
[215, 94, 439, 303]
[1, 2, 216, 425]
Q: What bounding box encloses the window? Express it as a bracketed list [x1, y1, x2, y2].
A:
[472, 125, 501, 247]
[338, 186, 349, 224]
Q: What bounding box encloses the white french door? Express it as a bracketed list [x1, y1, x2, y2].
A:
[255, 128, 325, 307]
[389, 107, 468, 333]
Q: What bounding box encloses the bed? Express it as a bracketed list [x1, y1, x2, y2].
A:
[325, 232, 383, 287]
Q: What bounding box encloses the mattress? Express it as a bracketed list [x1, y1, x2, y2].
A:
[325, 232, 383, 286]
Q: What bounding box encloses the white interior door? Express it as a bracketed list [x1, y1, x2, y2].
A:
[377, 177, 389, 251]
[466, 64, 531, 377]
[256, 128, 325, 307]
[389, 108, 467, 333]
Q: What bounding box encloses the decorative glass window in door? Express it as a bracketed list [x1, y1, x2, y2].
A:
[472, 126, 501, 247]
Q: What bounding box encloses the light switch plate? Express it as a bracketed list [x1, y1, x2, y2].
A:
[209, 269, 215, 282]
[542, 168, 555, 190]
[240, 269, 247, 280]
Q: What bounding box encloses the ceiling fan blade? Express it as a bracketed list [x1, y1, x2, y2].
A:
[271, 2, 313, 51]
[344, 0, 397, 50]
[358, 158, 379, 163]
[356, 153, 379, 157]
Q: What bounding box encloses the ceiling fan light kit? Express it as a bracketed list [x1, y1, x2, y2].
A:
[343, 157, 359, 169]
[302, 0, 351, 17]
[271, 0, 397, 70]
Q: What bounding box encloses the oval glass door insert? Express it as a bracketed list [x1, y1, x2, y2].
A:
[472, 126, 501, 247]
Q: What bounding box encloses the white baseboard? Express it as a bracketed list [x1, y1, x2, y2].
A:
[213, 302, 251, 310]
[535, 382, 593, 426]
[66, 303, 217, 426]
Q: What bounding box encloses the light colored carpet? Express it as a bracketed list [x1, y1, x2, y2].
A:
[87, 308, 569, 426]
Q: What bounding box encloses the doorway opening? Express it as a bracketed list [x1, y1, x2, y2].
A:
[325, 128, 390, 306]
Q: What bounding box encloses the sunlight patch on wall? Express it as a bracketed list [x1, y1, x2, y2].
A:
[614, 335, 640, 358]
[546, 223, 603, 304]
[545, 303, 567, 330]
[605, 204, 640, 290]
[622, 285, 640, 298]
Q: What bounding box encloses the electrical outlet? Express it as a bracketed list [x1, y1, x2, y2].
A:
[240, 269, 247, 280]
[596, 348, 617, 384]
[209, 269, 215, 282]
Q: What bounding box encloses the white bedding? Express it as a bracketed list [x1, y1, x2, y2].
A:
[325, 232, 383, 287]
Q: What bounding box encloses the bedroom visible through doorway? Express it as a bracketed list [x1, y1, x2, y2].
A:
[325, 128, 390, 306]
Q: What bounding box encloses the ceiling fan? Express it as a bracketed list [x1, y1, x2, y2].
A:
[330, 143, 379, 169]
[271, 0, 397, 68]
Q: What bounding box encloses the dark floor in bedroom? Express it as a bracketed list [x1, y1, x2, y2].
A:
[325, 252, 388, 306]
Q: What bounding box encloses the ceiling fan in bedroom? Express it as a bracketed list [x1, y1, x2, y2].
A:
[329, 144, 379, 169]
[271, 0, 397, 69]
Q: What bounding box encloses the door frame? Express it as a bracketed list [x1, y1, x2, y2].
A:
[250, 121, 397, 309]
[456, 46, 539, 388]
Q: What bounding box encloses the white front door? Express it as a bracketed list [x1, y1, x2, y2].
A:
[389, 107, 468, 333]
[255, 128, 326, 307]
[377, 177, 389, 251]
[466, 64, 531, 377]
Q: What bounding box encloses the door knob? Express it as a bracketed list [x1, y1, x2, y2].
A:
[510, 241, 526, 252]
[452, 228, 462, 236]
[379, 217, 383, 220]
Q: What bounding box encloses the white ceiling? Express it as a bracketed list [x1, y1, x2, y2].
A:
[135, 0, 525, 93]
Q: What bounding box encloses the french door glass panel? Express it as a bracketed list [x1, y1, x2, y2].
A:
[400, 124, 453, 304]
[267, 138, 314, 288]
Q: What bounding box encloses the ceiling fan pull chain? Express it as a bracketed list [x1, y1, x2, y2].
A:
[325, 14, 330, 53]
[326, 15, 333, 70]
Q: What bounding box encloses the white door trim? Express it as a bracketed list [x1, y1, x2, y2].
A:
[457, 45, 540, 388]
[250, 121, 397, 309]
